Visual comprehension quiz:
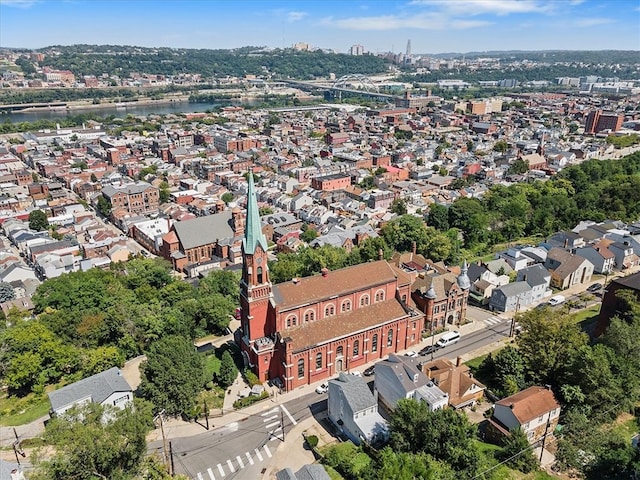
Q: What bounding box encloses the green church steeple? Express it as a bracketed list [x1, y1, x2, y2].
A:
[243, 172, 268, 255]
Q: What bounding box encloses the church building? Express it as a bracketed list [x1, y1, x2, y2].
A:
[237, 174, 430, 391]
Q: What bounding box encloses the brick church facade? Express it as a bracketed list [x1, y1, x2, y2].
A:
[237, 174, 469, 391]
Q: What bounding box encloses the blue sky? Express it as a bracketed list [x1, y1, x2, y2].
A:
[1, 0, 639, 53]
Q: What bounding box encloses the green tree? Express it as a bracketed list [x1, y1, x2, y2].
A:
[516, 308, 588, 386]
[389, 398, 480, 476]
[198, 270, 239, 299]
[33, 400, 154, 480]
[0, 282, 15, 302]
[479, 346, 527, 396]
[221, 192, 234, 204]
[427, 203, 449, 231]
[82, 346, 125, 376]
[96, 195, 112, 217]
[390, 198, 408, 215]
[493, 140, 509, 153]
[159, 181, 170, 204]
[507, 158, 529, 175]
[218, 350, 238, 388]
[364, 447, 456, 480]
[196, 293, 235, 334]
[499, 428, 539, 473]
[380, 215, 429, 254]
[138, 336, 206, 416]
[29, 209, 50, 231]
[300, 228, 318, 243]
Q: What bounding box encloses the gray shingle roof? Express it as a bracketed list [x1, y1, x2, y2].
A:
[172, 210, 235, 250]
[48, 367, 132, 413]
[330, 372, 376, 413]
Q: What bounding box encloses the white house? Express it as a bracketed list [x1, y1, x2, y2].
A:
[328, 372, 388, 445]
[47, 367, 133, 417]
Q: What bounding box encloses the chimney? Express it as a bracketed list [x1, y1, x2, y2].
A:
[412, 241, 417, 255]
[321, 268, 329, 277]
[456, 356, 462, 367]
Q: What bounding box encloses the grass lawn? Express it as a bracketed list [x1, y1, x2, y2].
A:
[203, 352, 222, 382]
[0, 392, 51, 426]
[324, 465, 343, 480]
[465, 352, 490, 371]
[607, 413, 639, 441]
[570, 305, 600, 325]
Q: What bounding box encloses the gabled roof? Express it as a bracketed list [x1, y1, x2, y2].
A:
[48, 367, 132, 413]
[495, 386, 560, 424]
[376, 353, 430, 394]
[330, 372, 376, 413]
[172, 210, 234, 250]
[518, 264, 550, 287]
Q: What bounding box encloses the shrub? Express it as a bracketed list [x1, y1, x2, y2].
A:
[243, 369, 261, 387]
[306, 435, 319, 448]
[232, 391, 269, 409]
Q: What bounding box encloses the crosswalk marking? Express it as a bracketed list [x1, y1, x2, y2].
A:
[226, 459, 235, 473]
[246, 452, 254, 465]
[207, 467, 215, 480]
[265, 421, 280, 429]
[484, 316, 503, 325]
[217, 464, 225, 477]
[262, 407, 279, 416]
[236, 455, 245, 469]
[280, 404, 297, 425]
[263, 414, 278, 422]
[255, 448, 264, 461]
[264, 444, 272, 458]
[197, 473, 204, 480]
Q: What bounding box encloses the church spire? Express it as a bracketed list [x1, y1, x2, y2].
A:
[243, 171, 268, 255]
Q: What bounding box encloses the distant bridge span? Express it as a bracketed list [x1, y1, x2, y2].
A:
[0, 102, 68, 112]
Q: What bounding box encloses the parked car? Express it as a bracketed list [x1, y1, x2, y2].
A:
[315, 382, 328, 394]
[404, 351, 419, 358]
[419, 344, 442, 356]
[535, 302, 550, 310]
[363, 365, 375, 376]
[587, 283, 603, 293]
[548, 295, 566, 306]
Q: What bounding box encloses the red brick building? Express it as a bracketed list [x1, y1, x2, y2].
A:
[238, 174, 426, 390]
[101, 182, 159, 216]
[585, 110, 624, 134]
[310, 173, 351, 192]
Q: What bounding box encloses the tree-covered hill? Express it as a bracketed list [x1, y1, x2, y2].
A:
[32, 45, 389, 79]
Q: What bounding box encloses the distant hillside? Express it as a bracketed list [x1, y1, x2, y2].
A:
[29, 44, 389, 80]
[424, 50, 639, 64]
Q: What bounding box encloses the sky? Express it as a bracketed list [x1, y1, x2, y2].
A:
[1, 0, 639, 54]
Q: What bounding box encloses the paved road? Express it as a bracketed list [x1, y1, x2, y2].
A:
[164, 322, 515, 479]
[152, 395, 326, 480]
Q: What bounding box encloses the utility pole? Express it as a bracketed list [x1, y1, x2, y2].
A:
[154, 410, 172, 476]
[204, 399, 209, 431]
[12, 428, 25, 465]
[510, 295, 521, 337]
[539, 414, 552, 463]
[281, 409, 286, 441]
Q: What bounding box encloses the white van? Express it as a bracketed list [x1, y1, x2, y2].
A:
[548, 295, 566, 306]
[436, 331, 461, 347]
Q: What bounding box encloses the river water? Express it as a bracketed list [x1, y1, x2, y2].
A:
[0, 101, 228, 123]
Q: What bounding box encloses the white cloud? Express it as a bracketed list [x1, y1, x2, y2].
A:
[409, 0, 553, 16]
[572, 17, 614, 27]
[286, 11, 307, 22]
[0, 0, 39, 7]
[321, 12, 490, 31]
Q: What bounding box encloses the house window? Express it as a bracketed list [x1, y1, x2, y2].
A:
[374, 289, 385, 302]
[336, 346, 343, 357]
[324, 304, 335, 317]
[360, 295, 370, 306]
[402, 294, 407, 303]
[353, 340, 359, 357]
[371, 334, 378, 352]
[304, 309, 315, 322]
[341, 299, 352, 312]
[433, 305, 439, 314]
[527, 431, 534, 440]
[387, 329, 393, 347]
[538, 415, 544, 423]
[297, 359, 304, 379]
[316, 352, 323, 370]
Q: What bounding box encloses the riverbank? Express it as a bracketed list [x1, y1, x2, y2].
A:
[14, 95, 192, 113]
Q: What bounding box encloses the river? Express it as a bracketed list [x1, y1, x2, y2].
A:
[0, 101, 231, 123]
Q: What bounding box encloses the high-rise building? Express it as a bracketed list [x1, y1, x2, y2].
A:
[585, 110, 624, 134]
[349, 44, 365, 56]
[406, 39, 411, 57]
